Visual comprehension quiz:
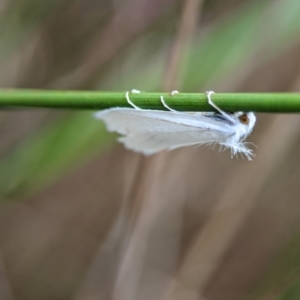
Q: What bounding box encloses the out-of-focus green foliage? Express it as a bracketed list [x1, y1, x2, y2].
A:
[0, 0, 65, 61]
[0, 112, 114, 200]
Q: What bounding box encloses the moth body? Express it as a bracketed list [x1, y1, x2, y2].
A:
[95, 106, 256, 160]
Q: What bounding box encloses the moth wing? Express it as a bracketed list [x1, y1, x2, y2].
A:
[95, 108, 234, 134]
[95, 108, 235, 154]
[119, 131, 227, 154]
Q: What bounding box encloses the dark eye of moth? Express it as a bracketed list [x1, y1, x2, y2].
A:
[238, 114, 249, 125]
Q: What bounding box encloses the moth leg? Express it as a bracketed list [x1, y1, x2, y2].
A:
[160, 90, 180, 111]
[160, 95, 178, 112]
[126, 91, 142, 110]
[205, 91, 235, 124]
[131, 89, 141, 94]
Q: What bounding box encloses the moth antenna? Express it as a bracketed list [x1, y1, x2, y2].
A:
[205, 91, 235, 124]
[126, 91, 141, 110]
[160, 95, 178, 112]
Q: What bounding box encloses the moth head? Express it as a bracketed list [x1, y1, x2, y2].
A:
[235, 112, 256, 139]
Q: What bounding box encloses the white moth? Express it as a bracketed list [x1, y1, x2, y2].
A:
[95, 90, 256, 160]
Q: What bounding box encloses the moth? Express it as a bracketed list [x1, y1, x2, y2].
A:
[95, 90, 256, 160]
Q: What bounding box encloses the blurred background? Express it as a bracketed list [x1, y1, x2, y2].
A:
[0, 0, 300, 299]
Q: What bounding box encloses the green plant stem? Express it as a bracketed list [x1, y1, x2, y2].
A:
[0, 89, 300, 112]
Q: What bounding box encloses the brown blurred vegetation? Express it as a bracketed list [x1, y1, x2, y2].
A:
[0, 0, 300, 299]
